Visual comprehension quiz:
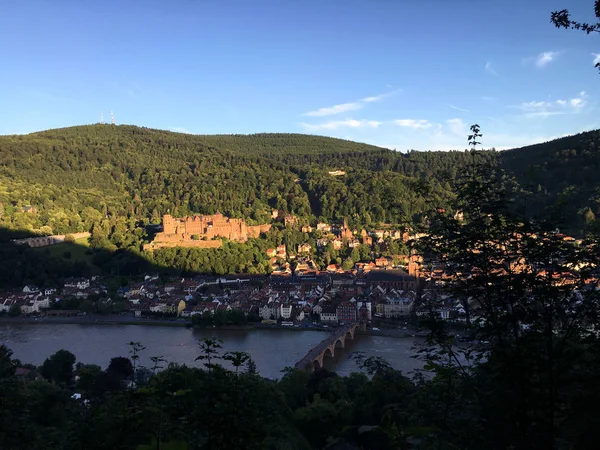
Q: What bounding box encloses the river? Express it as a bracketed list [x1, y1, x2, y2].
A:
[0, 323, 426, 379]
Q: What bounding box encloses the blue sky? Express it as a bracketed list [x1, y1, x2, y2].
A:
[1, 0, 599, 150]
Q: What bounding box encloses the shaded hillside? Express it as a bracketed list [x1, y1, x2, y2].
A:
[499, 129, 600, 231]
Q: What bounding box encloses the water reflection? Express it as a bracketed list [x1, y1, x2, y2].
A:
[323, 334, 426, 376]
[1, 324, 424, 379]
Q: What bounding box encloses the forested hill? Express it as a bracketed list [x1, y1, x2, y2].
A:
[0, 124, 473, 236]
[500, 129, 600, 227]
[0, 124, 599, 237]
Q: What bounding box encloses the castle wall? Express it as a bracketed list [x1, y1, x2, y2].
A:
[151, 214, 271, 248]
[248, 224, 272, 238]
[143, 240, 223, 251]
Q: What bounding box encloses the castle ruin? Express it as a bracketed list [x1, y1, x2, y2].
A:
[145, 214, 271, 250]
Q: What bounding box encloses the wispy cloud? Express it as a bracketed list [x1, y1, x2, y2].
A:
[303, 101, 363, 117]
[516, 91, 587, 118]
[485, 61, 499, 76]
[446, 118, 467, 136]
[593, 53, 600, 65]
[170, 127, 192, 134]
[301, 119, 381, 131]
[448, 104, 469, 113]
[303, 89, 401, 117]
[361, 89, 401, 103]
[535, 51, 559, 67]
[394, 119, 432, 129]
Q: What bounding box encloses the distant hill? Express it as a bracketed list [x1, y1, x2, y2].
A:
[500, 129, 600, 229]
[0, 124, 598, 236]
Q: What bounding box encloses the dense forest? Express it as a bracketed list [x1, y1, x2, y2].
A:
[3, 165, 600, 449]
[0, 341, 497, 450]
[0, 124, 599, 240]
[3, 139, 600, 449]
[500, 130, 600, 227]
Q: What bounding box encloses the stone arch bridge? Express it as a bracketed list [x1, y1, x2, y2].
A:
[295, 322, 361, 372]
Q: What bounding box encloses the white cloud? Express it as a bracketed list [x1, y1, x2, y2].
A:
[570, 96, 584, 108]
[535, 51, 559, 67]
[360, 89, 402, 103]
[394, 119, 432, 129]
[446, 118, 467, 136]
[516, 91, 587, 118]
[301, 119, 381, 131]
[593, 53, 600, 65]
[303, 89, 401, 117]
[485, 61, 499, 76]
[303, 101, 364, 117]
[521, 100, 550, 110]
[170, 127, 192, 134]
[448, 104, 469, 113]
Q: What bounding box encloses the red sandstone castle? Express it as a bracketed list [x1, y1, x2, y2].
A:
[148, 214, 271, 249]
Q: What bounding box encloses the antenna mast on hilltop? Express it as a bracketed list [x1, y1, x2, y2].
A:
[110, 111, 115, 125]
[100, 113, 104, 124]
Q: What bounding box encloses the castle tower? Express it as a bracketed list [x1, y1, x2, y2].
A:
[163, 215, 175, 234]
[408, 253, 422, 278]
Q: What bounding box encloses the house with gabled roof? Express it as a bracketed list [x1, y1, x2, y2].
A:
[22, 285, 40, 293]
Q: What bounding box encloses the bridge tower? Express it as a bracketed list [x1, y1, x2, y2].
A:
[358, 320, 367, 333]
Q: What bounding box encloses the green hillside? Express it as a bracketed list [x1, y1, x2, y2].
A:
[1, 124, 599, 238]
[0, 125, 469, 236]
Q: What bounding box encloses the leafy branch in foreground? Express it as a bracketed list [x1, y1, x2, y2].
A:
[551, 1, 600, 72]
[416, 125, 600, 448]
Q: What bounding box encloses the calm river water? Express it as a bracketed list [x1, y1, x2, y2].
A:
[0, 324, 425, 379]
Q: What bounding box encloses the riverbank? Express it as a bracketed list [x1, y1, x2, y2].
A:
[366, 328, 429, 338]
[0, 316, 334, 333]
[0, 315, 190, 327]
[0, 315, 428, 338]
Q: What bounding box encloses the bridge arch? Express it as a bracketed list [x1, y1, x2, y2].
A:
[294, 323, 360, 372]
[324, 346, 334, 359]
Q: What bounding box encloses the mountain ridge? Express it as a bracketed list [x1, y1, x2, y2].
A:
[1, 124, 599, 236]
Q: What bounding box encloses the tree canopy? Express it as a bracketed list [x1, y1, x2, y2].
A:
[1, 124, 598, 240]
